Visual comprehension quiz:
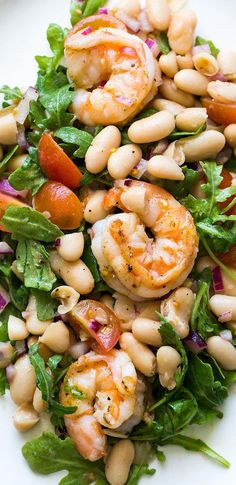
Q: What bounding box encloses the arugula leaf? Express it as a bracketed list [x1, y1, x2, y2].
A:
[224, 157, 236, 172]
[22, 432, 107, 484]
[192, 406, 223, 425]
[0, 85, 23, 101]
[197, 220, 236, 253]
[0, 303, 21, 342]
[9, 148, 47, 195]
[8, 273, 29, 311]
[70, 1, 82, 26]
[55, 127, 93, 158]
[0, 145, 18, 176]
[126, 464, 156, 485]
[190, 274, 221, 339]
[82, 0, 106, 17]
[47, 355, 63, 373]
[0, 369, 7, 395]
[35, 24, 65, 73]
[195, 35, 220, 58]
[169, 123, 206, 141]
[157, 32, 170, 54]
[32, 288, 58, 320]
[82, 232, 101, 283]
[2, 206, 63, 242]
[80, 168, 112, 186]
[40, 84, 74, 130]
[16, 239, 56, 291]
[164, 166, 199, 199]
[164, 435, 229, 468]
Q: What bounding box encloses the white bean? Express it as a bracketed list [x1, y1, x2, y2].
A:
[207, 336, 236, 370]
[168, 9, 197, 55]
[128, 111, 175, 144]
[148, 155, 184, 180]
[39, 321, 70, 353]
[207, 80, 236, 104]
[57, 232, 84, 262]
[196, 256, 215, 274]
[132, 318, 162, 346]
[161, 287, 194, 338]
[193, 52, 219, 77]
[51, 285, 80, 314]
[156, 346, 182, 390]
[0, 342, 14, 368]
[100, 294, 114, 309]
[108, 144, 142, 180]
[49, 252, 94, 294]
[119, 332, 156, 376]
[152, 98, 184, 115]
[176, 52, 194, 70]
[0, 108, 17, 145]
[146, 0, 171, 31]
[10, 355, 36, 405]
[8, 315, 29, 341]
[177, 130, 225, 162]
[113, 294, 136, 322]
[209, 294, 236, 320]
[85, 126, 121, 174]
[217, 49, 236, 81]
[25, 295, 52, 335]
[174, 69, 209, 96]
[13, 403, 39, 432]
[159, 51, 178, 78]
[224, 124, 236, 148]
[7, 154, 27, 172]
[159, 78, 195, 107]
[118, 0, 140, 18]
[175, 107, 207, 132]
[33, 387, 47, 414]
[163, 141, 185, 166]
[137, 300, 161, 320]
[105, 439, 135, 485]
[84, 190, 110, 224]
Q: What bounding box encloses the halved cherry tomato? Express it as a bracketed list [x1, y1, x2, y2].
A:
[0, 192, 26, 232]
[202, 97, 236, 126]
[38, 133, 82, 189]
[34, 181, 83, 230]
[68, 300, 121, 353]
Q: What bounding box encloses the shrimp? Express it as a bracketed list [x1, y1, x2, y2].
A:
[64, 16, 161, 125]
[60, 349, 138, 461]
[91, 180, 198, 300]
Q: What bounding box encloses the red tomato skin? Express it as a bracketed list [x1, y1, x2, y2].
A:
[0, 192, 26, 232]
[202, 98, 236, 126]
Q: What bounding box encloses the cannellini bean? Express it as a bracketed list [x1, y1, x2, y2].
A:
[120, 185, 146, 214]
[33, 387, 47, 413]
[137, 300, 161, 320]
[176, 52, 194, 70]
[39, 343, 53, 363]
[193, 52, 219, 77]
[0, 342, 14, 369]
[207, 336, 236, 370]
[39, 321, 70, 353]
[207, 80, 236, 104]
[13, 403, 39, 432]
[27, 335, 38, 348]
[118, 0, 141, 18]
[84, 190, 110, 224]
[25, 295, 52, 335]
[159, 78, 195, 107]
[8, 315, 29, 341]
[177, 130, 225, 162]
[7, 154, 27, 172]
[108, 144, 142, 180]
[132, 318, 162, 346]
[128, 111, 175, 144]
[49, 252, 94, 294]
[85, 126, 121, 174]
[105, 439, 135, 485]
[0, 107, 17, 145]
[175, 107, 207, 132]
[168, 9, 197, 55]
[100, 294, 114, 309]
[156, 346, 182, 390]
[217, 49, 236, 81]
[161, 287, 194, 338]
[174, 69, 209, 96]
[159, 51, 178, 78]
[146, 0, 171, 31]
[196, 256, 215, 274]
[224, 124, 236, 148]
[113, 293, 136, 322]
[152, 98, 184, 115]
[119, 332, 156, 376]
[51, 285, 80, 314]
[209, 294, 236, 320]
[221, 269, 236, 297]
[0, 145, 3, 162]
[163, 140, 185, 166]
[57, 232, 84, 262]
[226, 321, 236, 336]
[10, 355, 36, 405]
[148, 155, 184, 180]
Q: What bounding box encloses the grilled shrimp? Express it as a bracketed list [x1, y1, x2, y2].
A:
[64, 16, 160, 125]
[91, 180, 198, 300]
[60, 349, 138, 461]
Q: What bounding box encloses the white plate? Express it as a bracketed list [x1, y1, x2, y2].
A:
[0, 0, 236, 484]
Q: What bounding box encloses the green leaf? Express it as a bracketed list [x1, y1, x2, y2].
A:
[0, 303, 21, 342]
[166, 434, 230, 467]
[190, 276, 221, 339]
[32, 288, 58, 320]
[29, 344, 53, 402]
[70, 1, 82, 26]
[2, 206, 63, 242]
[157, 32, 170, 54]
[16, 239, 56, 291]
[126, 464, 156, 485]
[80, 168, 112, 186]
[0, 145, 18, 176]
[35, 24, 65, 73]
[9, 147, 47, 195]
[82, 232, 101, 283]
[165, 166, 199, 199]
[0, 85, 23, 101]
[22, 432, 107, 483]
[47, 355, 63, 373]
[8, 273, 29, 311]
[200, 161, 223, 216]
[192, 406, 223, 425]
[40, 84, 74, 130]
[195, 36, 220, 58]
[0, 368, 7, 395]
[169, 123, 206, 141]
[224, 157, 236, 172]
[82, 0, 106, 18]
[197, 220, 236, 253]
[55, 127, 93, 158]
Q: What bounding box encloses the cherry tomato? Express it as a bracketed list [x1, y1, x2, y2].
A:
[39, 133, 82, 190]
[202, 98, 236, 126]
[68, 300, 121, 353]
[34, 181, 83, 230]
[0, 192, 26, 232]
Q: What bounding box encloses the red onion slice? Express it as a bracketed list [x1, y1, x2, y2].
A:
[212, 266, 224, 292]
[15, 339, 27, 357]
[16, 124, 28, 152]
[131, 158, 148, 180]
[82, 27, 93, 35]
[218, 311, 232, 323]
[192, 44, 211, 55]
[89, 320, 102, 333]
[15, 86, 38, 125]
[98, 8, 108, 14]
[116, 11, 141, 33]
[0, 179, 28, 199]
[0, 241, 14, 255]
[210, 72, 227, 82]
[184, 331, 207, 354]
[145, 38, 160, 57]
[0, 285, 10, 313]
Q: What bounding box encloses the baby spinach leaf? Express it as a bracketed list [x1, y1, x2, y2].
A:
[126, 464, 156, 485]
[55, 127, 93, 158]
[32, 288, 58, 320]
[0, 85, 23, 101]
[16, 239, 56, 291]
[157, 32, 170, 54]
[165, 435, 229, 468]
[169, 123, 206, 141]
[0, 145, 18, 176]
[0, 369, 7, 396]
[195, 35, 220, 58]
[2, 206, 63, 242]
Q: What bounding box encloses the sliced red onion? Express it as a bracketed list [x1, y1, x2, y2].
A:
[116, 96, 133, 106]
[98, 8, 108, 14]
[150, 139, 169, 157]
[0, 179, 28, 199]
[6, 364, 16, 384]
[220, 329, 233, 341]
[184, 331, 207, 354]
[16, 124, 28, 152]
[131, 158, 148, 180]
[98, 80, 107, 88]
[0, 285, 10, 313]
[192, 44, 211, 56]
[116, 11, 141, 33]
[120, 47, 136, 57]
[216, 147, 233, 165]
[54, 238, 61, 248]
[15, 86, 38, 125]
[218, 311, 233, 323]
[138, 10, 153, 33]
[145, 38, 160, 57]
[124, 179, 132, 186]
[210, 72, 227, 82]
[54, 312, 68, 323]
[81, 27, 93, 35]
[0, 242, 14, 255]
[212, 266, 224, 292]
[15, 340, 27, 357]
[89, 319, 102, 333]
[69, 341, 91, 359]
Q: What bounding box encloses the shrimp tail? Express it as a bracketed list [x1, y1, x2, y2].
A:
[65, 414, 107, 461]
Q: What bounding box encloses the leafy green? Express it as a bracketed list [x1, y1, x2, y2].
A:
[40, 84, 74, 130]
[35, 24, 66, 73]
[47, 355, 63, 373]
[192, 406, 223, 425]
[82, 0, 106, 18]
[190, 273, 221, 339]
[82, 232, 101, 283]
[164, 166, 199, 199]
[16, 239, 56, 291]
[169, 123, 206, 141]
[70, 1, 82, 26]
[195, 36, 220, 58]
[32, 288, 58, 320]
[0, 369, 7, 395]
[2, 206, 63, 242]
[0, 85, 23, 101]
[55, 127, 93, 158]
[0, 303, 21, 342]
[22, 432, 107, 484]
[126, 464, 156, 485]
[8, 273, 29, 311]
[0, 145, 18, 176]
[80, 168, 112, 186]
[224, 157, 236, 172]
[9, 147, 47, 196]
[165, 435, 229, 468]
[157, 32, 170, 54]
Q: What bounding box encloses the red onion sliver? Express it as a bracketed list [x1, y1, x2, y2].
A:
[15, 87, 38, 125]
[0, 285, 10, 313]
[131, 158, 148, 180]
[98, 8, 108, 14]
[192, 44, 211, 56]
[216, 147, 233, 164]
[0, 180, 27, 199]
[210, 72, 227, 82]
[89, 320, 102, 333]
[6, 364, 16, 384]
[15, 340, 27, 357]
[82, 27, 93, 35]
[218, 311, 233, 323]
[116, 11, 141, 33]
[54, 238, 61, 248]
[0, 241, 14, 255]
[220, 329, 233, 341]
[120, 47, 136, 57]
[145, 38, 155, 49]
[16, 124, 28, 152]
[212, 266, 224, 292]
[184, 331, 207, 354]
[116, 96, 133, 106]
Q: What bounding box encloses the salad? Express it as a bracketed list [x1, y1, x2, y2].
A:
[1, 0, 236, 484]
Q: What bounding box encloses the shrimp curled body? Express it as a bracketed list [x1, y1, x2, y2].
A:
[65, 17, 160, 125]
[91, 180, 198, 300]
